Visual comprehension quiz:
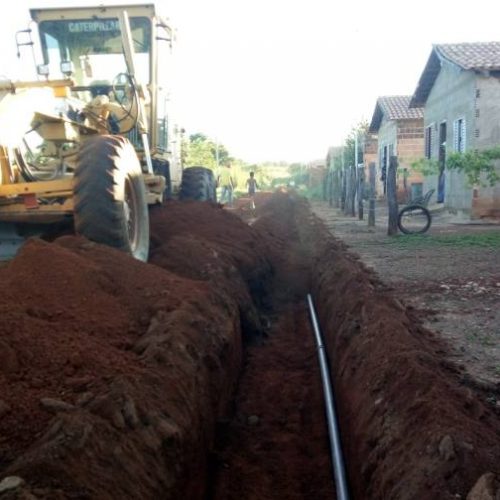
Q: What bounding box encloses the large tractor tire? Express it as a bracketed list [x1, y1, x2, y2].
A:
[74, 135, 149, 262]
[179, 166, 217, 202]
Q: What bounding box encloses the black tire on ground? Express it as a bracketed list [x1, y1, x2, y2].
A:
[179, 166, 217, 202]
[74, 135, 149, 261]
[397, 205, 432, 235]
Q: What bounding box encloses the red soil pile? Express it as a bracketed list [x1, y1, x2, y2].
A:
[0, 200, 271, 499]
[292, 199, 500, 499]
[148, 200, 274, 336]
[2, 192, 499, 500]
[149, 200, 272, 300]
[214, 191, 500, 499]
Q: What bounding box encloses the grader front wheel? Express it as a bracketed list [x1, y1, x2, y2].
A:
[74, 135, 149, 261]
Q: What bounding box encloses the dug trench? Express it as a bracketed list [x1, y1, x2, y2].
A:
[0, 192, 499, 499]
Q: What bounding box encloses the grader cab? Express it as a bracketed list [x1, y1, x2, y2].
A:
[0, 4, 214, 261]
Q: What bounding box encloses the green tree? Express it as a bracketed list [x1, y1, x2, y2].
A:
[410, 158, 440, 176]
[447, 147, 500, 187]
[342, 120, 369, 168]
[287, 163, 308, 186]
[182, 133, 230, 171]
[410, 148, 500, 187]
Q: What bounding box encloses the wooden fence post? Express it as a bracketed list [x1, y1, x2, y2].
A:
[349, 165, 357, 216]
[328, 169, 333, 207]
[357, 165, 365, 220]
[343, 166, 350, 215]
[368, 162, 376, 227]
[340, 167, 346, 211]
[344, 165, 356, 216]
[387, 156, 399, 235]
[332, 169, 340, 208]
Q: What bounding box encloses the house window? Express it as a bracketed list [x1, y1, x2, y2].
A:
[425, 125, 433, 159]
[453, 118, 466, 153]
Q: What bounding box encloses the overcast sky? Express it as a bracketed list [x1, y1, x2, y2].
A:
[1, 0, 500, 163]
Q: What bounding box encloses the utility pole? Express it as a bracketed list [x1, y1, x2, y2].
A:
[328, 153, 334, 207]
[349, 165, 356, 216]
[340, 147, 346, 210]
[354, 132, 358, 171]
[354, 131, 365, 219]
[354, 132, 358, 212]
[357, 165, 364, 220]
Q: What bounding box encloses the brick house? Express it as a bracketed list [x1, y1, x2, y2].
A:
[369, 96, 425, 201]
[410, 42, 500, 218]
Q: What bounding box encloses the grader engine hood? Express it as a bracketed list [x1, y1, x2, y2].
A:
[0, 81, 96, 152]
[0, 87, 55, 148]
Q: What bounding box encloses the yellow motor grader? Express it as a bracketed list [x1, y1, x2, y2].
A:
[0, 4, 216, 261]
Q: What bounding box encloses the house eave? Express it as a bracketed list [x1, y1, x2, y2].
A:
[410, 48, 442, 108]
[369, 103, 383, 133]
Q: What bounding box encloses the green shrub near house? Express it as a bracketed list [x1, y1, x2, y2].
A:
[447, 147, 500, 187]
[410, 158, 440, 177]
[411, 148, 500, 187]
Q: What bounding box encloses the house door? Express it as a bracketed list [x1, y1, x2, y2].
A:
[437, 122, 446, 203]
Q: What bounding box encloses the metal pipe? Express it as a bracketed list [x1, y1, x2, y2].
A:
[306, 293, 350, 500]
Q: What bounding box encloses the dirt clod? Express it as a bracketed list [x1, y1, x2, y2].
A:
[246, 415, 260, 426]
[40, 398, 75, 413]
[439, 435, 457, 461]
[466, 473, 500, 500]
[0, 476, 24, 493]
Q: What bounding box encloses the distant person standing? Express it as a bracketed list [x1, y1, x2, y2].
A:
[246, 171, 259, 210]
[219, 163, 235, 206]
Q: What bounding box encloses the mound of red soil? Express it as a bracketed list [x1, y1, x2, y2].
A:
[2, 193, 499, 500]
[292, 200, 500, 499]
[0, 201, 272, 499]
[149, 200, 272, 299]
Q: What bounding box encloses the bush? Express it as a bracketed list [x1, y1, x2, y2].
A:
[447, 148, 500, 187]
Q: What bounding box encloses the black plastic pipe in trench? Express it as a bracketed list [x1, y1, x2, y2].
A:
[306, 293, 350, 500]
